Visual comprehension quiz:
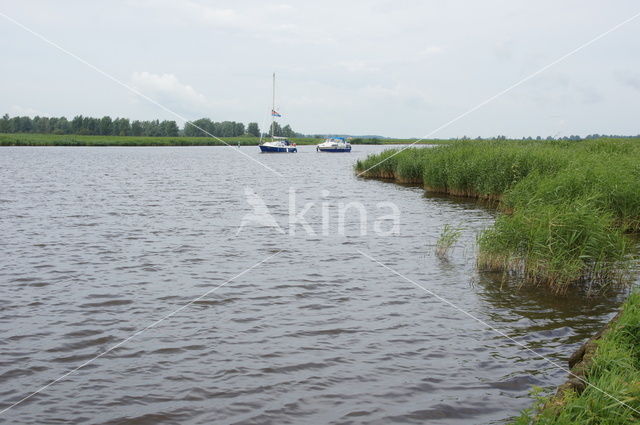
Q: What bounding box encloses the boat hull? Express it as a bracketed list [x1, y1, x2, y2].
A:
[260, 145, 297, 153]
[317, 147, 351, 152]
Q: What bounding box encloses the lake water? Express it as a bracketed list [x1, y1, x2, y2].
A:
[0, 145, 627, 424]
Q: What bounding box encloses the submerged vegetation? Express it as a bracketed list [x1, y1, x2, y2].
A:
[355, 138, 640, 292]
[512, 291, 640, 424]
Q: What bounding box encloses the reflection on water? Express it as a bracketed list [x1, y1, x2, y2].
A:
[0, 145, 629, 425]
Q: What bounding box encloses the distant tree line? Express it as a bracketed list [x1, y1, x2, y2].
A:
[266, 122, 297, 138]
[0, 114, 299, 138]
[183, 118, 246, 137]
[184, 120, 297, 138]
[0, 114, 181, 137]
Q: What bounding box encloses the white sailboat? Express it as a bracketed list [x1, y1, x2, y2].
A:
[259, 73, 297, 153]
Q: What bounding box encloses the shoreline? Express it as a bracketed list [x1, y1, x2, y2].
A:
[0, 133, 440, 147]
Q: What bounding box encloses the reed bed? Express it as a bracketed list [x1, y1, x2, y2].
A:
[355, 139, 640, 292]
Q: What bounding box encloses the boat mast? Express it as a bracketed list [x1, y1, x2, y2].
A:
[271, 72, 275, 139]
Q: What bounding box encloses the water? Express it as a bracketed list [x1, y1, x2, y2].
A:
[0, 146, 627, 424]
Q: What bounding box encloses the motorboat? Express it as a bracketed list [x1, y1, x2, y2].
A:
[317, 137, 351, 152]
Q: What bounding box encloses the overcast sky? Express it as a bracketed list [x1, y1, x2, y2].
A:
[1, 0, 639, 138]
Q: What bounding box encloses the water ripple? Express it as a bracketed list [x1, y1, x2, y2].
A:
[0, 146, 627, 425]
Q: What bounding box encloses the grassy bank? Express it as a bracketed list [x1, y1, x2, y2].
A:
[512, 291, 640, 424]
[0, 133, 429, 146]
[355, 139, 640, 292]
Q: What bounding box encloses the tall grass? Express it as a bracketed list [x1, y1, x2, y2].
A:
[435, 224, 462, 258]
[355, 139, 640, 292]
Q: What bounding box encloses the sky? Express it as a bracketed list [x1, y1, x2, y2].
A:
[1, 0, 639, 138]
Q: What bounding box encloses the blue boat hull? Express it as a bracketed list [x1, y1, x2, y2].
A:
[260, 145, 297, 153]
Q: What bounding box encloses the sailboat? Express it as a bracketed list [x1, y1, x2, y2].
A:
[259, 73, 297, 153]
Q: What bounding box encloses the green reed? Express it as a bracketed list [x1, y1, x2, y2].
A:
[355, 138, 640, 291]
[435, 224, 462, 258]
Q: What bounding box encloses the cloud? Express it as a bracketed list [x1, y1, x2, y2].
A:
[130, 0, 331, 46]
[3, 1, 639, 138]
[130, 71, 209, 117]
[182, 2, 240, 26]
[130, 0, 241, 27]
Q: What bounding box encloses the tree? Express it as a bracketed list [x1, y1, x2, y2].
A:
[131, 120, 143, 136]
[0, 114, 10, 133]
[282, 124, 294, 138]
[71, 115, 83, 133]
[185, 118, 214, 137]
[219, 121, 234, 137]
[19, 116, 33, 133]
[183, 121, 199, 137]
[0, 113, 293, 139]
[100, 116, 113, 135]
[160, 120, 179, 137]
[82, 116, 100, 135]
[9, 117, 20, 132]
[32, 116, 43, 133]
[270, 121, 282, 137]
[247, 122, 260, 137]
[234, 122, 245, 136]
[53, 117, 70, 134]
[113, 118, 131, 136]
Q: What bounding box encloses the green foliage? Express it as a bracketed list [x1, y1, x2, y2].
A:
[0, 114, 293, 139]
[281, 124, 295, 138]
[183, 118, 246, 137]
[355, 138, 640, 291]
[0, 114, 180, 137]
[247, 122, 260, 137]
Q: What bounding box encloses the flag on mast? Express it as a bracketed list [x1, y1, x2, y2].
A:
[271, 109, 281, 117]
